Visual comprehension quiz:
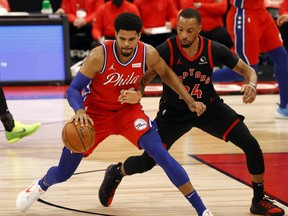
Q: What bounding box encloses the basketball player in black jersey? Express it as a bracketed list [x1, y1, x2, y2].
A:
[98, 8, 285, 216]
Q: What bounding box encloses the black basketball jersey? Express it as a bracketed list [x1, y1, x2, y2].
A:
[156, 35, 239, 118]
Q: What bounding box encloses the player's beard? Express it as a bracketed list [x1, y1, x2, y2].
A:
[121, 48, 133, 57]
[180, 40, 193, 48]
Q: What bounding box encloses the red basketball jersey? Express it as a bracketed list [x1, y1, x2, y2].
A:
[227, 0, 283, 65]
[229, 0, 265, 10]
[83, 40, 146, 114]
[82, 40, 151, 157]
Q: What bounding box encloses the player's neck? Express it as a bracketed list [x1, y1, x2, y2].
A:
[184, 37, 199, 58]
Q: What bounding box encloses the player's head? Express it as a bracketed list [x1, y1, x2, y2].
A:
[114, 13, 143, 57]
[177, 8, 202, 48]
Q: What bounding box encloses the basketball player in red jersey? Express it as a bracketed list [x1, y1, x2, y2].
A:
[212, 0, 288, 119]
[16, 13, 214, 216]
[99, 8, 285, 216]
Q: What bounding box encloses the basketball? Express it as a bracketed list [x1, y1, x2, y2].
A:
[62, 120, 96, 153]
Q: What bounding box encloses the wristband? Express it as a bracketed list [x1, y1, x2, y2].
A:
[248, 82, 257, 89]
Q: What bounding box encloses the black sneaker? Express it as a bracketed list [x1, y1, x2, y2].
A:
[250, 197, 285, 216]
[98, 163, 123, 207]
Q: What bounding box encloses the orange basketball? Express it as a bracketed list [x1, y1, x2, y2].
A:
[62, 121, 96, 153]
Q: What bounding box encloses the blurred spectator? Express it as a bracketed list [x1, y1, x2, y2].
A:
[277, 0, 288, 51]
[181, 0, 234, 49]
[134, 0, 178, 47]
[0, 0, 10, 13]
[56, 0, 104, 50]
[91, 0, 139, 47]
[212, 0, 288, 119]
[278, 0, 288, 23]
[265, 0, 283, 19]
[172, 0, 181, 10]
[265, 0, 283, 7]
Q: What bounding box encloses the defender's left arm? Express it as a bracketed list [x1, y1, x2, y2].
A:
[146, 45, 206, 116]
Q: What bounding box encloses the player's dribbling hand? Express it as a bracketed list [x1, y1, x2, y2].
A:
[240, 83, 257, 104]
[188, 101, 206, 116]
[118, 90, 142, 104]
[71, 109, 94, 127]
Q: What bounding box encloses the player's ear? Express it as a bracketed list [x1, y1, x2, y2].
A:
[198, 24, 202, 33]
[139, 32, 141, 40]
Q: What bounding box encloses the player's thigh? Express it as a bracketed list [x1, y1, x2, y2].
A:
[226, 7, 260, 65]
[259, 13, 283, 52]
[118, 105, 151, 148]
[155, 117, 193, 149]
[197, 102, 243, 141]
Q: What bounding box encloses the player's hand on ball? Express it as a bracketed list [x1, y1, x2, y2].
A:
[188, 101, 206, 116]
[240, 83, 257, 104]
[62, 119, 96, 153]
[118, 90, 142, 104]
[71, 109, 94, 127]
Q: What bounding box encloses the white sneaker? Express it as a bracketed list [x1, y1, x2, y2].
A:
[16, 179, 45, 212]
[202, 209, 214, 216]
[275, 105, 288, 119]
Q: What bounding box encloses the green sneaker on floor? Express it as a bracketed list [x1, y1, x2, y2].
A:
[5, 120, 41, 144]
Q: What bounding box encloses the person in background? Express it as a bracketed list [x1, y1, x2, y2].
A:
[91, 0, 139, 47]
[277, 0, 288, 51]
[134, 0, 178, 47]
[181, 0, 234, 49]
[0, 0, 41, 142]
[212, 0, 288, 119]
[264, 0, 283, 20]
[0, 85, 41, 144]
[0, 0, 10, 13]
[172, 0, 181, 10]
[56, 0, 104, 50]
[0, 0, 9, 9]
[16, 12, 213, 216]
[98, 8, 285, 216]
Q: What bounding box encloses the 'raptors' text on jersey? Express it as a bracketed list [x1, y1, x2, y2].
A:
[159, 36, 216, 112]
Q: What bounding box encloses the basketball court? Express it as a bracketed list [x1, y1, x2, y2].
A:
[0, 84, 287, 215]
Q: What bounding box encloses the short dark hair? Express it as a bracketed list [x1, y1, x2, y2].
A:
[178, 8, 201, 24]
[114, 13, 143, 34]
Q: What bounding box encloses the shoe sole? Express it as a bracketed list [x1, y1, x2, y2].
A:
[250, 207, 285, 216]
[275, 111, 288, 119]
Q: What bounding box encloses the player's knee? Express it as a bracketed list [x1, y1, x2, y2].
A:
[242, 136, 262, 156]
[239, 137, 265, 174]
[138, 157, 156, 173]
[124, 154, 156, 175]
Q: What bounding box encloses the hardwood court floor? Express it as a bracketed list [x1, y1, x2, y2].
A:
[0, 95, 287, 216]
